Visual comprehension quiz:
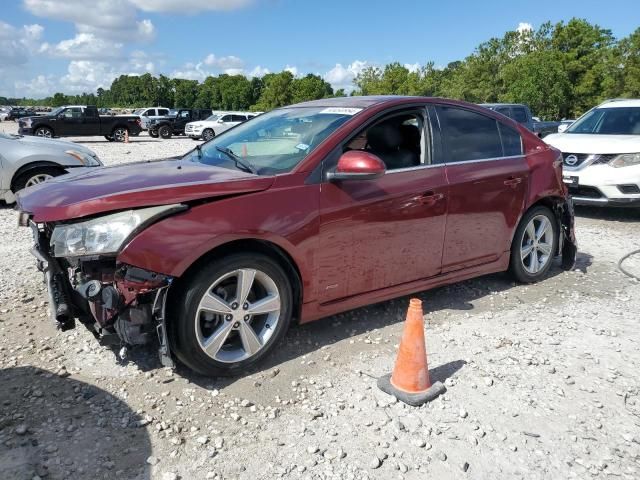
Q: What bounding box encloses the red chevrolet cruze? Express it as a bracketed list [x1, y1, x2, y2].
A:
[17, 96, 577, 376]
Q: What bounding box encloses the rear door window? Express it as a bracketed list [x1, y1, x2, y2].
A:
[498, 123, 523, 156]
[435, 106, 503, 162]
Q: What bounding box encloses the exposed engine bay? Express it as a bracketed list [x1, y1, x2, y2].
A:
[29, 220, 175, 366]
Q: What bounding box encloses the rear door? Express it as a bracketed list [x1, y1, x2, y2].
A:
[432, 104, 528, 272]
[317, 107, 448, 302]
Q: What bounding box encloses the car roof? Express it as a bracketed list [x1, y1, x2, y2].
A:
[294, 95, 427, 109]
[599, 99, 640, 108]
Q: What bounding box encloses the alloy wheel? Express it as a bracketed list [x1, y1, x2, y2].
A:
[113, 128, 127, 142]
[25, 173, 53, 187]
[35, 128, 52, 138]
[195, 268, 281, 363]
[203, 129, 214, 141]
[520, 214, 553, 274]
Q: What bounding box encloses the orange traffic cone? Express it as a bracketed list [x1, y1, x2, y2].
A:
[377, 298, 446, 406]
[124, 130, 130, 143]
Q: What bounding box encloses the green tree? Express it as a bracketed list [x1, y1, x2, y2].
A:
[253, 71, 295, 110]
[291, 74, 333, 103]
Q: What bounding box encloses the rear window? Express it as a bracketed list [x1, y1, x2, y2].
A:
[512, 107, 528, 124]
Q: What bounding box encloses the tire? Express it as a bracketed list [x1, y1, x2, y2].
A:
[509, 206, 558, 283]
[149, 130, 159, 138]
[170, 253, 293, 376]
[34, 127, 53, 138]
[13, 166, 64, 193]
[112, 127, 128, 142]
[202, 128, 215, 141]
[159, 125, 172, 139]
[104, 135, 114, 142]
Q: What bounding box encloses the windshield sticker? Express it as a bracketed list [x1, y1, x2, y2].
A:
[296, 143, 310, 151]
[318, 107, 362, 116]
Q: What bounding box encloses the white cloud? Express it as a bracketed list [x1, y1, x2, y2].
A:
[0, 21, 44, 65]
[404, 63, 420, 73]
[40, 33, 123, 59]
[284, 65, 299, 76]
[203, 54, 244, 70]
[323, 60, 369, 91]
[14, 74, 57, 97]
[517, 22, 533, 34]
[131, 0, 252, 12]
[249, 65, 270, 77]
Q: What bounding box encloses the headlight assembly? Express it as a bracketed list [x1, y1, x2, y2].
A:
[50, 204, 184, 257]
[609, 153, 640, 168]
[65, 150, 102, 166]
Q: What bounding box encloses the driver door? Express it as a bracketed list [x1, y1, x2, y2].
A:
[316, 108, 448, 302]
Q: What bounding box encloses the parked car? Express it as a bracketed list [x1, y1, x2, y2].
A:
[98, 108, 115, 116]
[16, 96, 576, 376]
[132, 107, 171, 130]
[544, 99, 640, 207]
[148, 109, 213, 139]
[18, 105, 142, 142]
[0, 107, 11, 121]
[185, 111, 259, 140]
[481, 103, 560, 137]
[557, 119, 576, 133]
[6, 108, 35, 121]
[0, 131, 101, 204]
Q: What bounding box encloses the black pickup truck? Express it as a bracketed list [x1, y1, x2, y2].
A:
[480, 103, 561, 138]
[18, 105, 142, 142]
[148, 108, 212, 139]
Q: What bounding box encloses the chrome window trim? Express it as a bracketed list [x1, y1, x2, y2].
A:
[386, 154, 524, 174]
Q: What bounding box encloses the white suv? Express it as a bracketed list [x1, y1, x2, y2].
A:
[133, 107, 171, 130]
[544, 99, 640, 207]
[185, 111, 259, 141]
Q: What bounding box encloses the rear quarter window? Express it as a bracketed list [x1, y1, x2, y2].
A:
[512, 107, 529, 124]
[498, 123, 523, 156]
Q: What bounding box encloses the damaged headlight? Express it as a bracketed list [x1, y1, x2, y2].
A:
[50, 204, 183, 257]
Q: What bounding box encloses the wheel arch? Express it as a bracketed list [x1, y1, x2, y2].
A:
[33, 123, 54, 136]
[169, 238, 304, 322]
[11, 161, 65, 191]
[111, 123, 129, 134]
[511, 195, 568, 255]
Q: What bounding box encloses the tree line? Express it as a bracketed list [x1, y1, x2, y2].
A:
[3, 18, 639, 120]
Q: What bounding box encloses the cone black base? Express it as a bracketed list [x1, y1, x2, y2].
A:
[377, 374, 446, 407]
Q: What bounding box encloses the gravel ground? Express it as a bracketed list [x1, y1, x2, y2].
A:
[1, 121, 640, 480]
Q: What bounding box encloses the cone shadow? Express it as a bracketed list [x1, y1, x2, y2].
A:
[429, 359, 466, 384]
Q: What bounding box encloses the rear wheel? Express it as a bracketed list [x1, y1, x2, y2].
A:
[112, 127, 128, 142]
[34, 127, 53, 138]
[149, 130, 159, 138]
[202, 128, 215, 141]
[104, 135, 114, 142]
[159, 125, 172, 139]
[509, 206, 558, 283]
[171, 253, 293, 376]
[13, 166, 64, 193]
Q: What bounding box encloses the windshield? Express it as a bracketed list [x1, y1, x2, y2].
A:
[133, 108, 145, 115]
[50, 107, 65, 116]
[205, 114, 220, 121]
[182, 106, 359, 175]
[567, 107, 640, 135]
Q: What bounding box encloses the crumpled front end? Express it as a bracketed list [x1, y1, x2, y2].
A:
[26, 219, 175, 366]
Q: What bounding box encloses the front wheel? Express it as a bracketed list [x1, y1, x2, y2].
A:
[34, 127, 53, 138]
[13, 167, 63, 193]
[159, 125, 172, 139]
[104, 135, 114, 142]
[509, 206, 558, 283]
[171, 253, 293, 376]
[202, 128, 215, 141]
[149, 130, 159, 138]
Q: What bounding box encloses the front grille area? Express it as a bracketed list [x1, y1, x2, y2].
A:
[618, 184, 640, 194]
[568, 185, 604, 199]
[562, 153, 616, 168]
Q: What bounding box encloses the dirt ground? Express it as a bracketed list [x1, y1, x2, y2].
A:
[1, 121, 639, 479]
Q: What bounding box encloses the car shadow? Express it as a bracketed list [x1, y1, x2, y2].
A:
[0, 366, 151, 480]
[120, 255, 591, 389]
[575, 205, 640, 223]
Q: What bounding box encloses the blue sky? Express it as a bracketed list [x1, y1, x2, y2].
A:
[0, 0, 638, 98]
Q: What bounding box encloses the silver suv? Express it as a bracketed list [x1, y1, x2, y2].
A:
[0, 131, 102, 203]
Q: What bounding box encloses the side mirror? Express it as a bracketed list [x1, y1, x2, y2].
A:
[327, 150, 386, 182]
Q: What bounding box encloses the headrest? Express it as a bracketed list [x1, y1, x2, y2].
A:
[367, 122, 403, 152]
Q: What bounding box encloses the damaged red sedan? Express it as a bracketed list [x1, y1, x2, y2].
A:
[17, 96, 577, 376]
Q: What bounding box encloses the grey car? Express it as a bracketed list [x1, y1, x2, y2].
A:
[0, 131, 102, 204]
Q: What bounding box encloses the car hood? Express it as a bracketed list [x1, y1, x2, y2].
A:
[544, 133, 640, 154]
[15, 134, 95, 155]
[17, 159, 274, 222]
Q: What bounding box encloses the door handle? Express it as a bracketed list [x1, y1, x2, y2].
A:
[504, 176, 522, 187]
[417, 191, 445, 205]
